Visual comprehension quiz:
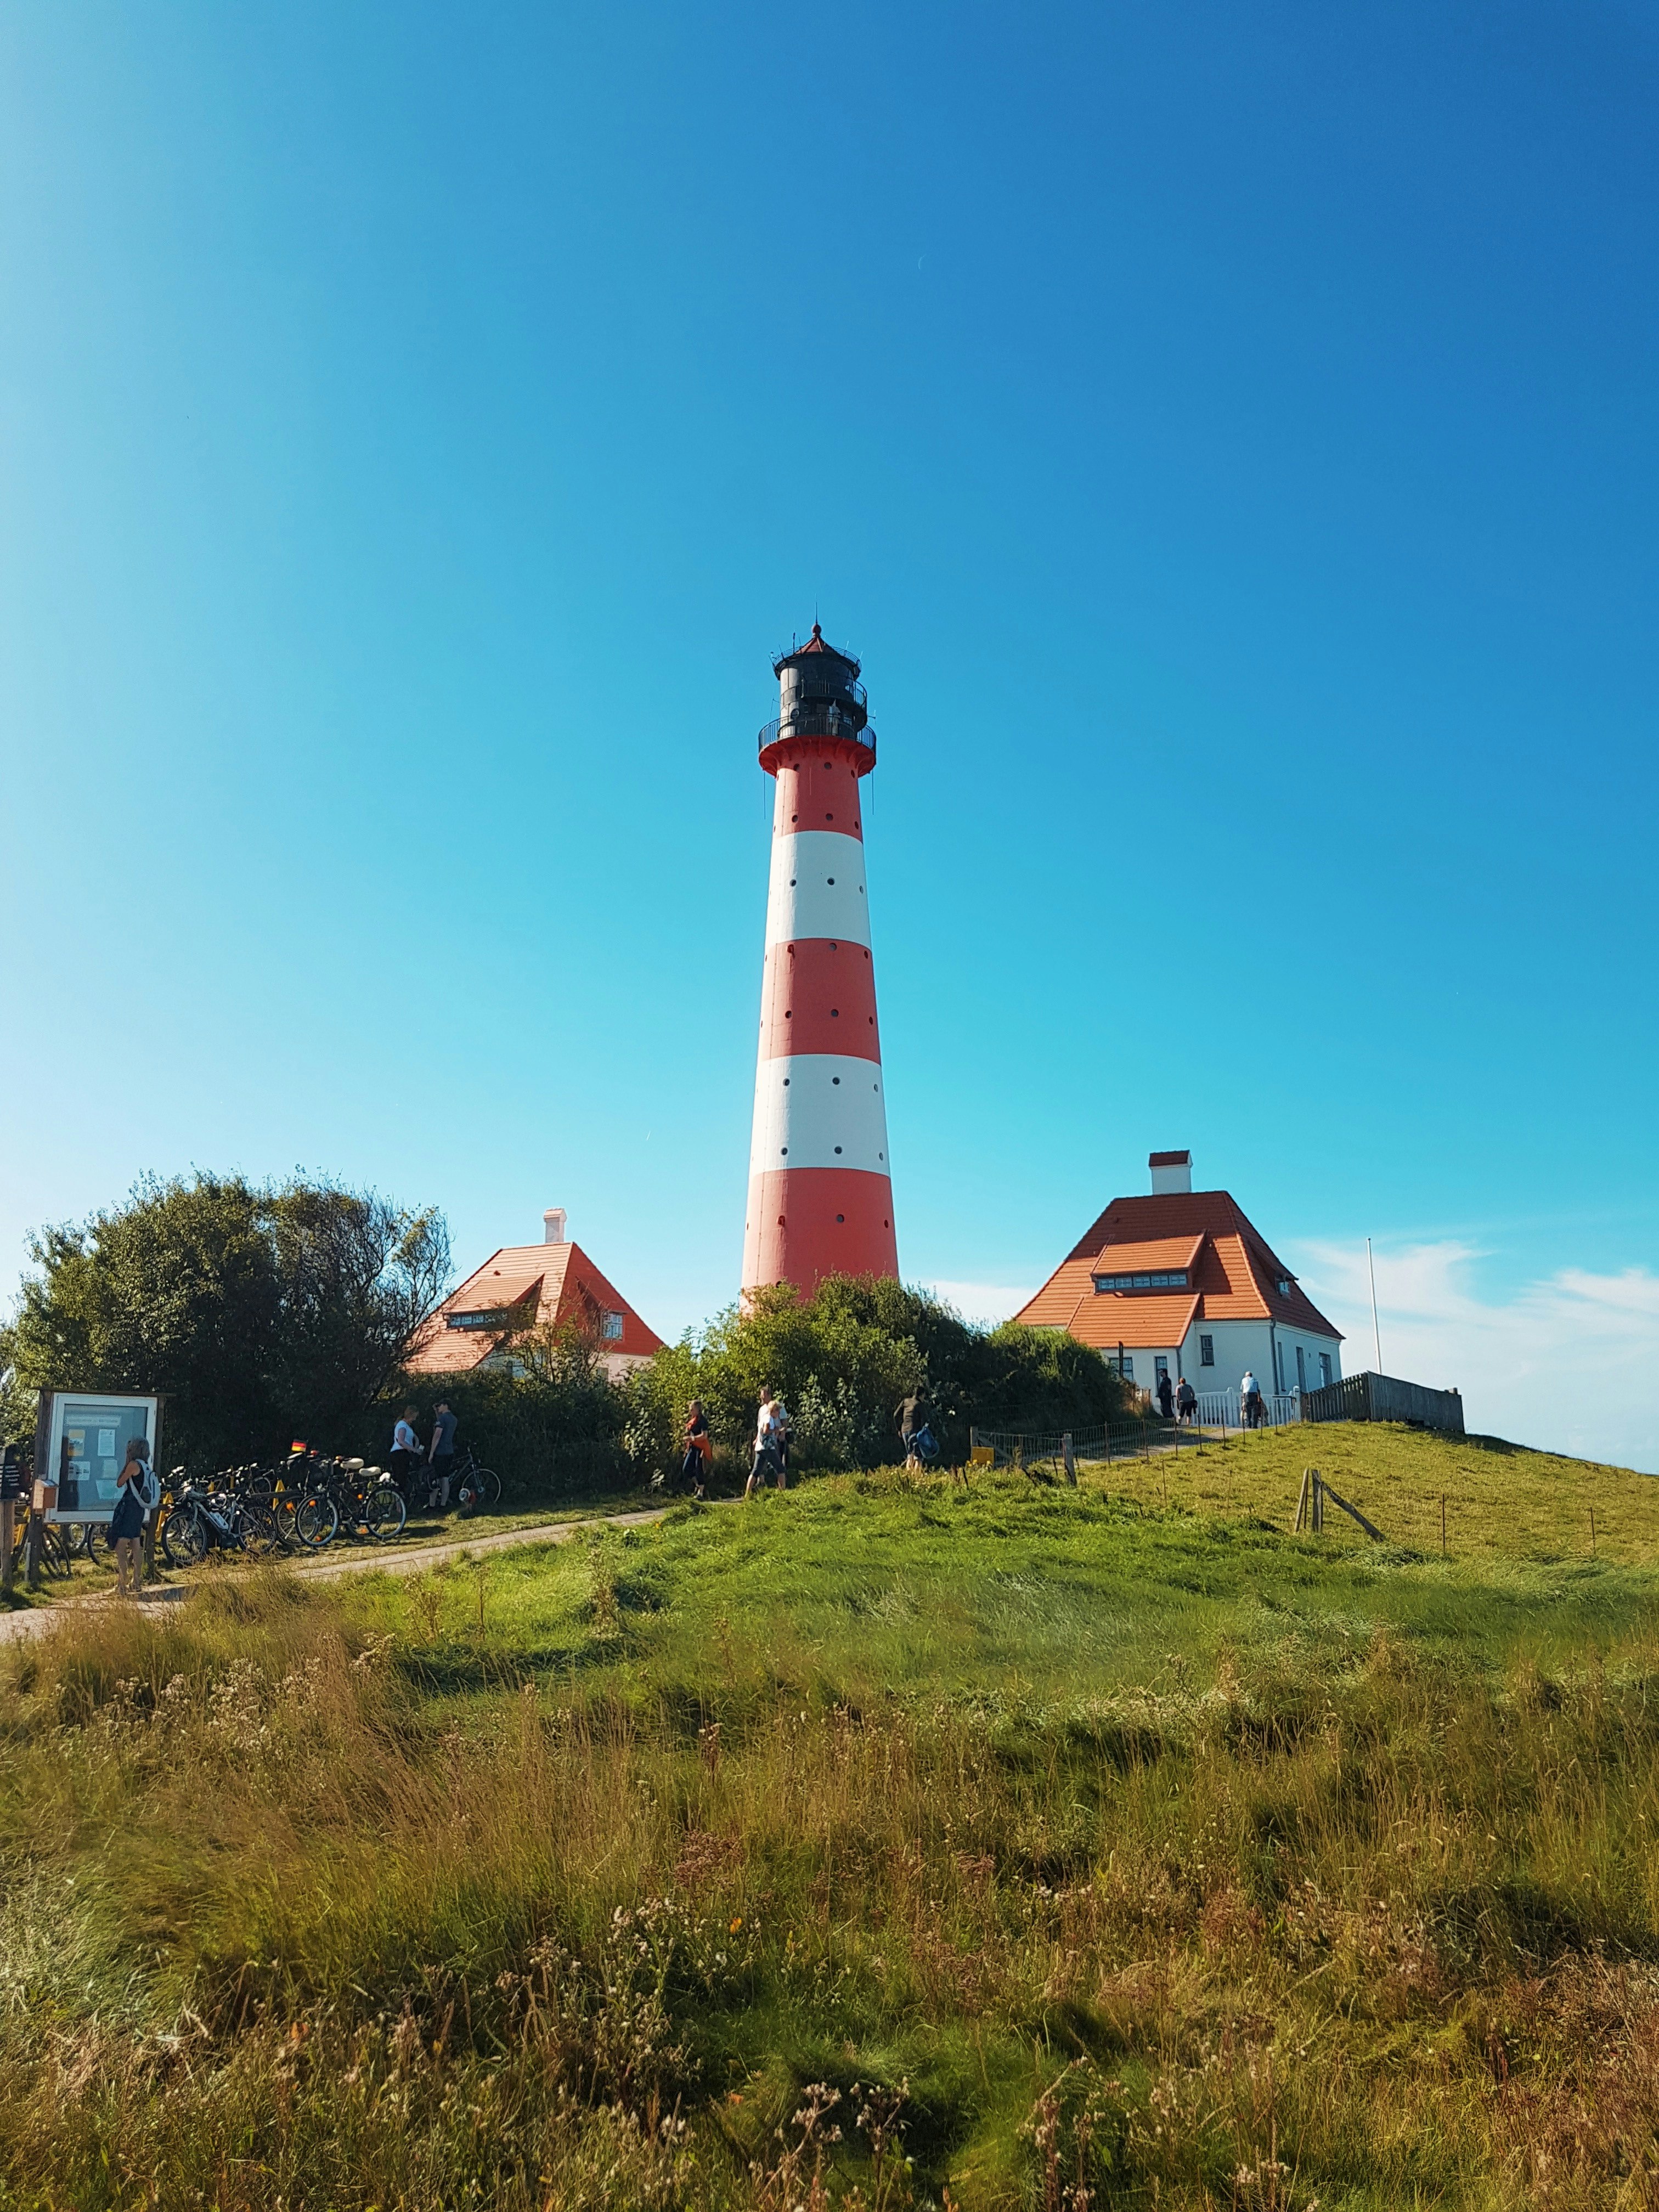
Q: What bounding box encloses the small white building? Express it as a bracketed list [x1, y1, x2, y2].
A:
[1015, 1151, 1342, 1403]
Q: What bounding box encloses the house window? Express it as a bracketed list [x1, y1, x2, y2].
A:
[1111, 1353, 1135, 1381]
[1295, 1345, 1306, 1391]
[601, 1311, 624, 1341]
[1093, 1269, 1188, 1293]
[1199, 1334, 1214, 1367]
[1274, 1341, 1285, 1391]
[1276, 1277, 1291, 1297]
[1319, 1352, 1332, 1386]
[1154, 1356, 1169, 1384]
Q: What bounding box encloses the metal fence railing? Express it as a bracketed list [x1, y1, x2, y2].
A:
[1194, 1390, 1302, 1433]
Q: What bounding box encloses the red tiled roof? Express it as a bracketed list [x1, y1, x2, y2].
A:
[1065, 1291, 1202, 1352]
[1088, 1234, 1205, 1276]
[1015, 1188, 1342, 1345]
[444, 1271, 545, 1315]
[406, 1240, 665, 1374]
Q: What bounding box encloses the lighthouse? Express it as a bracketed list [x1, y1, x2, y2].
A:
[741, 626, 899, 1298]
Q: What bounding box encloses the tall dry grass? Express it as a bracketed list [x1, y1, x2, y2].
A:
[4, 1566, 1659, 2207]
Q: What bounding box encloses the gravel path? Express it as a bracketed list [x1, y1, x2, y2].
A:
[0, 1507, 670, 1645]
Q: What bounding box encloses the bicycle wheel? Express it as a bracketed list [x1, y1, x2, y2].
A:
[83, 1521, 114, 1567]
[236, 1502, 281, 1559]
[473, 1463, 501, 1508]
[293, 1492, 339, 1550]
[363, 1486, 408, 1542]
[162, 1506, 208, 1569]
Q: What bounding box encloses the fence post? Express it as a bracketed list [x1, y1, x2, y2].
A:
[1062, 1432, 1076, 1487]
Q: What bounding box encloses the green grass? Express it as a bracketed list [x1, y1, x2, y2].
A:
[2, 1425, 1657, 2209]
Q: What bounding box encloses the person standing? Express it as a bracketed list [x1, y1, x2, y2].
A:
[427, 1398, 458, 1510]
[391, 1404, 421, 1494]
[109, 1436, 154, 1597]
[746, 1389, 780, 1498]
[682, 1400, 711, 1498]
[1240, 1369, 1262, 1429]
[1176, 1376, 1197, 1427]
[1156, 1368, 1175, 1421]
[770, 1394, 791, 1489]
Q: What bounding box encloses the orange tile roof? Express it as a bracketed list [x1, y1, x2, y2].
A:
[1015, 1187, 1342, 1346]
[1065, 1291, 1203, 1351]
[1088, 1234, 1205, 1276]
[444, 1271, 546, 1314]
[1016, 1257, 1096, 1328]
[406, 1240, 666, 1374]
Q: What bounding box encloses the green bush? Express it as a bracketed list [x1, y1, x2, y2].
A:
[622, 1274, 1128, 1477]
[371, 1329, 631, 1501]
[3, 1172, 449, 1471]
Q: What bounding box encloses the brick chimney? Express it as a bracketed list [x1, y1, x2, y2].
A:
[543, 1207, 567, 1245]
[1149, 1150, 1192, 1195]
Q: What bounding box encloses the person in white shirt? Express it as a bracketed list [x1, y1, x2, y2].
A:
[1240, 1370, 1263, 1429]
[391, 1405, 421, 1494]
[746, 1389, 780, 1499]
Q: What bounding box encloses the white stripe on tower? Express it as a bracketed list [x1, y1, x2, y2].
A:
[741, 626, 898, 1300]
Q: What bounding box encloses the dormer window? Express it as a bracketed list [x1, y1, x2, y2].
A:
[1093, 1269, 1189, 1293]
[1276, 1277, 1292, 1297]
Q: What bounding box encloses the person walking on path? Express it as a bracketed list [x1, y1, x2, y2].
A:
[894, 1390, 935, 1469]
[746, 1389, 781, 1498]
[109, 1436, 155, 1597]
[682, 1401, 711, 1499]
[390, 1406, 422, 1494]
[1156, 1369, 1175, 1421]
[426, 1399, 458, 1510]
[1176, 1376, 1197, 1427]
[1240, 1369, 1263, 1429]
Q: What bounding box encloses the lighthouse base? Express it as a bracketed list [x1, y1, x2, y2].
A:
[742, 1167, 898, 1300]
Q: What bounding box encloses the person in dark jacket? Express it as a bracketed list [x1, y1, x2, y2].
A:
[1156, 1370, 1175, 1420]
[110, 1436, 153, 1597]
[682, 1401, 710, 1498]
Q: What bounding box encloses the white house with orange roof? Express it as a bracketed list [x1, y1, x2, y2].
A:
[407, 1208, 664, 1383]
[1015, 1152, 1342, 1404]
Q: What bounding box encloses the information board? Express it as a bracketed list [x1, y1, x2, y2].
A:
[36, 1391, 162, 1523]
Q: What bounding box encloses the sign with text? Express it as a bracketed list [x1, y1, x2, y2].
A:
[35, 1391, 161, 1523]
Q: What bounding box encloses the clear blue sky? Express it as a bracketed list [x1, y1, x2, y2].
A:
[3, 4, 1655, 1464]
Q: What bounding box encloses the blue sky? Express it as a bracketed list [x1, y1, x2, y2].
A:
[2, 3, 1655, 1466]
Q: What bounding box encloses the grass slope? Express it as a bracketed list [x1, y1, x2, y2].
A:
[3, 1424, 1656, 2209]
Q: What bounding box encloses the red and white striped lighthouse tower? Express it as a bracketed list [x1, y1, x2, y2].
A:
[742, 626, 898, 1298]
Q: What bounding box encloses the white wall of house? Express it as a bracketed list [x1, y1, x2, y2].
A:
[1101, 1317, 1341, 1397]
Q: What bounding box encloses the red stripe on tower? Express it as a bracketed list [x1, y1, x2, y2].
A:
[741, 625, 898, 1299]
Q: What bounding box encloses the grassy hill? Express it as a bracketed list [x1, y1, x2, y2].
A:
[3, 1423, 1656, 2209]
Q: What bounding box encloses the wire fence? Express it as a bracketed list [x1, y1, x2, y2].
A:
[969, 1420, 1212, 1470]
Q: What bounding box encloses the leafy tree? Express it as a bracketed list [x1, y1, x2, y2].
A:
[622, 1275, 1128, 1476]
[4, 1173, 450, 1471]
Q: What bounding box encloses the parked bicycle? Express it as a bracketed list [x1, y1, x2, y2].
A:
[452, 1447, 501, 1517]
[160, 1476, 281, 1568]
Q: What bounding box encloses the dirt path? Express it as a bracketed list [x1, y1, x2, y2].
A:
[0, 1507, 670, 1646]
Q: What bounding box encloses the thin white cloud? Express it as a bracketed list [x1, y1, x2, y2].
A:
[1290, 1240, 1659, 1474]
[921, 1279, 1039, 1329]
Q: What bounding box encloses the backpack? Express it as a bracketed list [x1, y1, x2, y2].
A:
[132, 1462, 160, 1513]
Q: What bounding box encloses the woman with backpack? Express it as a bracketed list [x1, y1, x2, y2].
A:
[682, 1400, 711, 1499]
[110, 1435, 155, 1596]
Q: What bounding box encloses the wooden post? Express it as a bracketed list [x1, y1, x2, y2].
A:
[0, 1499, 13, 1595]
[1295, 1469, 1311, 1532]
[25, 1510, 42, 1590]
[1441, 1494, 1446, 1556]
[1590, 1505, 1596, 1556]
[1062, 1432, 1076, 1487]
